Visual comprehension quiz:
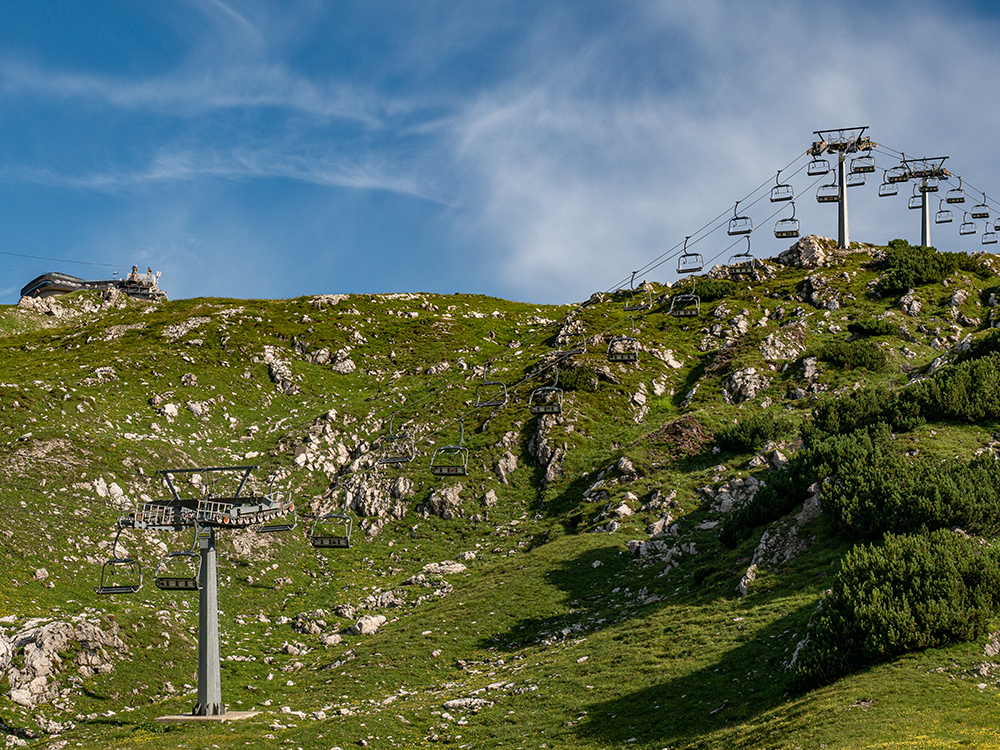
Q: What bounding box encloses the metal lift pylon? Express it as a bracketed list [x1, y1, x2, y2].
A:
[809, 127, 874, 250]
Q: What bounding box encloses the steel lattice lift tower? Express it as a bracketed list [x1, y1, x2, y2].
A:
[808, 126, 875, 250]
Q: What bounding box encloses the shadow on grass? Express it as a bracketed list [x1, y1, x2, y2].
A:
[574, 600, 818, 748]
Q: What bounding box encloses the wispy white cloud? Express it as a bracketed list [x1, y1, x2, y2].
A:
[447, 0, 1000, 302]
[2, 146, 449, 204]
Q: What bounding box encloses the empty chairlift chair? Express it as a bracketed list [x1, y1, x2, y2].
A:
[623, 271, 652, 312]
[256, 485, 297, 533]
[770, 171, 794, 202]
[983, 224, 999, 246]
[946, 177, 966, 204]
[377, 414, 416, 466]
[154, 531, 201, 591]
[607, 319, 640, 363]
[846, 170, 867, 188]
[669, 276, 701, 318]
[528, 370, 564, 415]
[886, 164, 910, 184]
[816, 180, 839, 203]
[960, 212, 977, 236]
[309, 494, 353, 549]
[807, 157, 830, 177]
[774, 202, 800, 239]
[727, 202, 752, 236]
[850, 150, 876, 174]
[728, 237, 757, 278]
[474, 365, 508, 410]
[676, 236, 703, 274]
[430, 421, 469, 476]
[919, 177, 939, 193]
[935, 199, 954, 224]
[95, 526, 142, 595]
[908, 185, 923, 210]
[972, 194, 991, 220]
[878, 170, 899, 197]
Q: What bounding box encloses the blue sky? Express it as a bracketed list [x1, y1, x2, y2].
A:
[1, 0, 999, 305]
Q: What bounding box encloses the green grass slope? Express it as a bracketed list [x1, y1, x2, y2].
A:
[3, 239, 1000, 749]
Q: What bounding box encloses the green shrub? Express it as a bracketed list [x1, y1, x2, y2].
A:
[808, 385, 923, 438]
[792, 530, 1000, 689]
[696, 277, 744, 303]
[875, 239, 992, 295]
[815, 339, 888, 371]
[716, 410, 794, 453]
[847, 316, 899, 337]
[819, 423, 1000, 539]
[558, 366, 600, 392]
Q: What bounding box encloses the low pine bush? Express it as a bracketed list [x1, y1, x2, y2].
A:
[792, 529, 1000, 689]
[715, 410, 793, 453]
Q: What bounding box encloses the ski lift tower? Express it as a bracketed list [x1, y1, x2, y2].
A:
[896, 155, 950, 247]
[119, 466, 295, 717]
[809, 127, 875, 249]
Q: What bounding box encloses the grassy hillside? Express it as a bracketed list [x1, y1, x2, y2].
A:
[4, 238, 1000, 749]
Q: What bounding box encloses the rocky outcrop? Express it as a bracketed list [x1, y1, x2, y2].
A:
[528, 415, 567, 489]
[419, 484, 464, 520]
[722, 367, 771, 404]
[5, 621, 127, 708]
[262, 345, 300, 394]
[776, 235, 832, 269]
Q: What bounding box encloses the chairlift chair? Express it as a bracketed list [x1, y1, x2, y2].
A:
[946, 177, 966, 204]
[972, 195, 990, 220]
[473, 365, 508, 410]
[623, 271, 652, 312]
[770, 172, 794, 202]
[676, 236, 703, 274]
[430, 421, 469, 476]
[807, 158, 830, 177]
[878, 171, 899, 197]
[935, 199, 954, 225]
[607, 319, 640, 363]
[669, 292, 701, 317]
[774, 202, 800, 239]
[983, 225, 999, 246]
[309, 511, 352, 549]
[528, 371, 564, 416]
[728, 237, 757, 278]
[850, 152, 876, 174]
[960, 213, 977, 236]
[816, 181, 839, 203]
[377, 414, 416, 466]
[727, 202, 752, 236]
[95, 527, 143, 595]
[994, 218, 1000, 233]
[153, 547, 201, 591]
[908, 185, 923, 210]
[256, 500, 297, 533]
[919, 177, 939, 193]
[886, 164, 910, 183]
[669, 276, 700, 317]
[846, 170, 867, 188]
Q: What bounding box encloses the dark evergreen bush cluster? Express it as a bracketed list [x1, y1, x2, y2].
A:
[695, 277, 744, 303]
[847, 315, 899, 337]
[814, 339, 889, 371]
[875, 238, 992, 295]
[809, 351, 1000, 438]
[819, 423, 1000, 539]
[792, 529, 1000, 689]
[715, 409, 793, 452]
